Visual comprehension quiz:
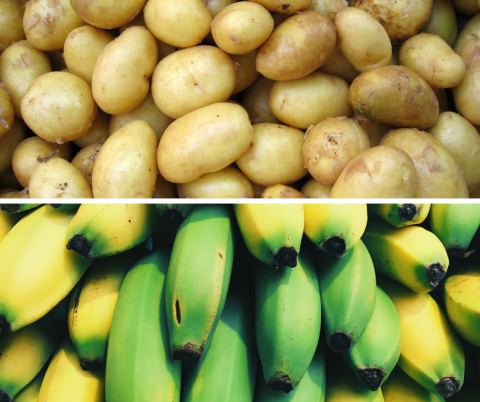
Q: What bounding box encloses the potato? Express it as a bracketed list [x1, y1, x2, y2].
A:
[351, 111, 393, 147]
[70, 143, 102, 186]
[305, 0, 347, 19]
[144, 0, 212, 48]
[0, 0, 27, 51]
[334, 7, 392, 73]
[256, 11, 336, 81]
[157, 102, 253, 183]
[433, 87, 449, 113]
[0, 120, 26, 176]
[0, 85, 14, 139]
[427, 112, 480, 193]
[0, 168, 22, 190]
[153, 173, 177, 198]
[399, 33, 466, 88]
[329, 145, 418, 198]
[236, 123, 307, 186]
[0, 188, 30, 198]
[304, 117, 370, 185]
[241, 75, 281, 125]
[151, 46, 235, 119]
[23, 0, 86, 51]
[0, 40, 52, 118]
[454, 13, 480, 53]
[451, 0, 479, 15]
[250, 0, 310, 14]
[12, 136, 73, 188]
[73, 110, 110, 148]
[201, 0, 236, 17]
[92, 120, 157, 198]
[92, 27, 158, 116]
[301, 178, 332, 198]
[229, 51, 261, 95]
[21, 71, 98, 143]
[421, 0, 458, 47]
[317, 45, 360, 84]
[177, 166, 254, 198]
[261, 184, 307, 198]
[349, 65, 439, 129]
[380, 128, 469, 197]
[269, 72, 352, 129]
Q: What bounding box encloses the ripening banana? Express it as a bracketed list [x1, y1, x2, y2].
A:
[156, 204, 195, 225]
[234, 204, 303, 268]
[254, 242, 321, 392]
[342, 286, 401, 391]
[38, 337, 105, 402]
[362, 220, 449, 293]
[68, 247, 143, 371]
[429, 204, 480, 256]
[66, 204, 162, 259]
[166, 204, 235, 363]
[0, 204, 40, 213]
[0, 321, 61, 402]
[0, 205, 93, 332]
[378, 276, 465, 399]
[304, 204, 368, 259]
[0, 210, 21, 243]
[12, 365, 47, 402]
[317, 240, 376, 353]
[368, 204, 430, 228]
[106, 248, 181, 402]
[253, 344, 326, 402]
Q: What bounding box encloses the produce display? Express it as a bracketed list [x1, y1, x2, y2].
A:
[1, 202, 480, 401]
[2, 0, 480, 199]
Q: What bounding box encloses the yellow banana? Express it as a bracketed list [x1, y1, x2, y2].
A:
[0, 210, 20, 243]
[12, 365, 47, 402]
[368, 204, 430, 228]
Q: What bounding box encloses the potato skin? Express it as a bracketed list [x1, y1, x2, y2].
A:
[261, 184, 307, 198]
[250, 0, 310, 14]
[0, 85, 14, 139]
[157, 102, 253, 183]
[241, 75, 281, 125]
[421, 0, 457, 47]
[71, 143, 102, 186]
[301, 178, 332, 198]
[0, 0, 26, 51]
[0, 120, 26, 176]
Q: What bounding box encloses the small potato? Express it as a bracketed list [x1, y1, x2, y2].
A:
[241, 75, 281, 125]
[12, 136, 73, 188]
[201, 0, 236, 17]
[256, 11, 336, 81]
[421, 0, 458, 47]
[351, 111, 393, 147]
[21, 71, 98, 143]
[177, 166, 254, 198]
[303, 117, 370, 185]
[92, 27, 158, 115]
[380, 128, 469, 198]
[306, 0, 347, 19]
[317, 45, 360, 84]
[236, 123, 307, 186]
[144, 0, 212, 48]
[329, 145, 418, 198]
[399, 33, 466, 88]
[250, 0, 310, 14]
[0, 188, 30, 198]
[73, 110, 110, 148]
[92, 120, 158, 198]
[71, 143, 102, 186]
[334, 7, 392, 73]
[151, 46, 235, 119]
[0, 0, 27, 51]
[301, 178, 332, 198]
[153, 173, 177, 198]
[23, 0, 86, 51]
[229, 51, 261, 95]
[261, 184, 307, 198]
[269, 72, 352, 129]
[0, 120, 26, 176]
[0, 85, 15, 138]
[454, 13, 480, 53]
[451, 0, 479, 16]
[157, 102, 253, 183]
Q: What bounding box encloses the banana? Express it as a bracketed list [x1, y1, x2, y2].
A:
[12, 365, 47, 402]
[66, 204, 162, 259]
[254, 241, 321, 392]
[342, 286, 401, 391]
[429, 204, 480, 256]
[0, 205, 93, 332]
[381, 366, 445, 402]
[234, 204, 303, 268]
[368, 204, 430, 228]
[0, 210, 21, 243]
[0, 205, 40, 213]
[106, 248, 181, 402]
[317, 240, 376, 353]
[38, 337, 105, 402]
[156, 204, 195, 225]
[166, 204, 235, 363]
[49, 204, 80, 211]
[253, 344, 326, 402]
[378, 276, 465, 399]
[362, 220, 449, 293]
[0, 321, 61, 402]
[68, 247, 143, 371]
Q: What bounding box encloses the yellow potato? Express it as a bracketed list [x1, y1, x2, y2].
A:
[351, 111, 393, 147]
[0, 40, 52, 118]
[0, 188, 30, 198]
[301, 178, 332, 198]
[421, 0, 457, 47]
[330, 145, 418, 198]
[92, 120, 158, 198]
[73, 110, 110, 148]
[261, 184, 307, 198]
[0, 120, 26, 176]
[151, 45, 235, 119]
[317, 45, 360, 84]
[229, 51, 260, 95]
[0, 0, 27, 51]
[303, 117, 370, 185]
[201, 0, 236, 17]
[256, 11, 336, 81]
[236, 123, 308, 186]
[0, 85, 14, 139]
[454, 13, 480, 53]
[241, 75, 281, 125]
[70, 143, 102, 186]
[250, 0, 310, 14]
[306, 0, 347, 19]
[92, 26, 158, 115]
[380, 128, 469, 198]
[269, 72, 352, 129]
[157, 102, 253, 183]
[21, 71, 98, 143]
[153, 173, 178, 198]
[177, 166, 254, 198]
[451, 0, 479, 15]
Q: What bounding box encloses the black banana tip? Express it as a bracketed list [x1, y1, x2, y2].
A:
[273, 247, 298, 268]
[0, 316, 11, 332]
[436, 377, 460, 398]
[0, 204, 20, 213]
[162, 208, 183, 225]
[268, 376, 293, 393]
[427, 263, 446, 289]
[447, 245, 466, 257]
[321, 237, 346, 259]
[358, 368, 385, 391]
[66, 234, 92, 259]
[398, 204, 417, 222]
[172, 343, 202, 364]
[80, 358, 104, 371]
[0, 390, 12, 402]
[330, 332, 352, 353]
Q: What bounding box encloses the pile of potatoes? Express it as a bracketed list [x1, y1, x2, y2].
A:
[1, 0, 480, 198]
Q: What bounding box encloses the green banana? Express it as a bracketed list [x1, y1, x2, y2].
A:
[0, 205, 40, 213]
[304, 204, 368, 259]
[166, 204, 235, 363]
[106, 248, 181, 402]
[362, 220, 449, 293]
[342, 286, 401, 391]
[429, 204, 480, 256]
[156, 204, 195, 225]
[254, 242, 321, 392]
[49, 204, 80, 211]
[12, 365, 47, 402]
[317, 240, 376, 353]
[368, 204, 430, 228]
